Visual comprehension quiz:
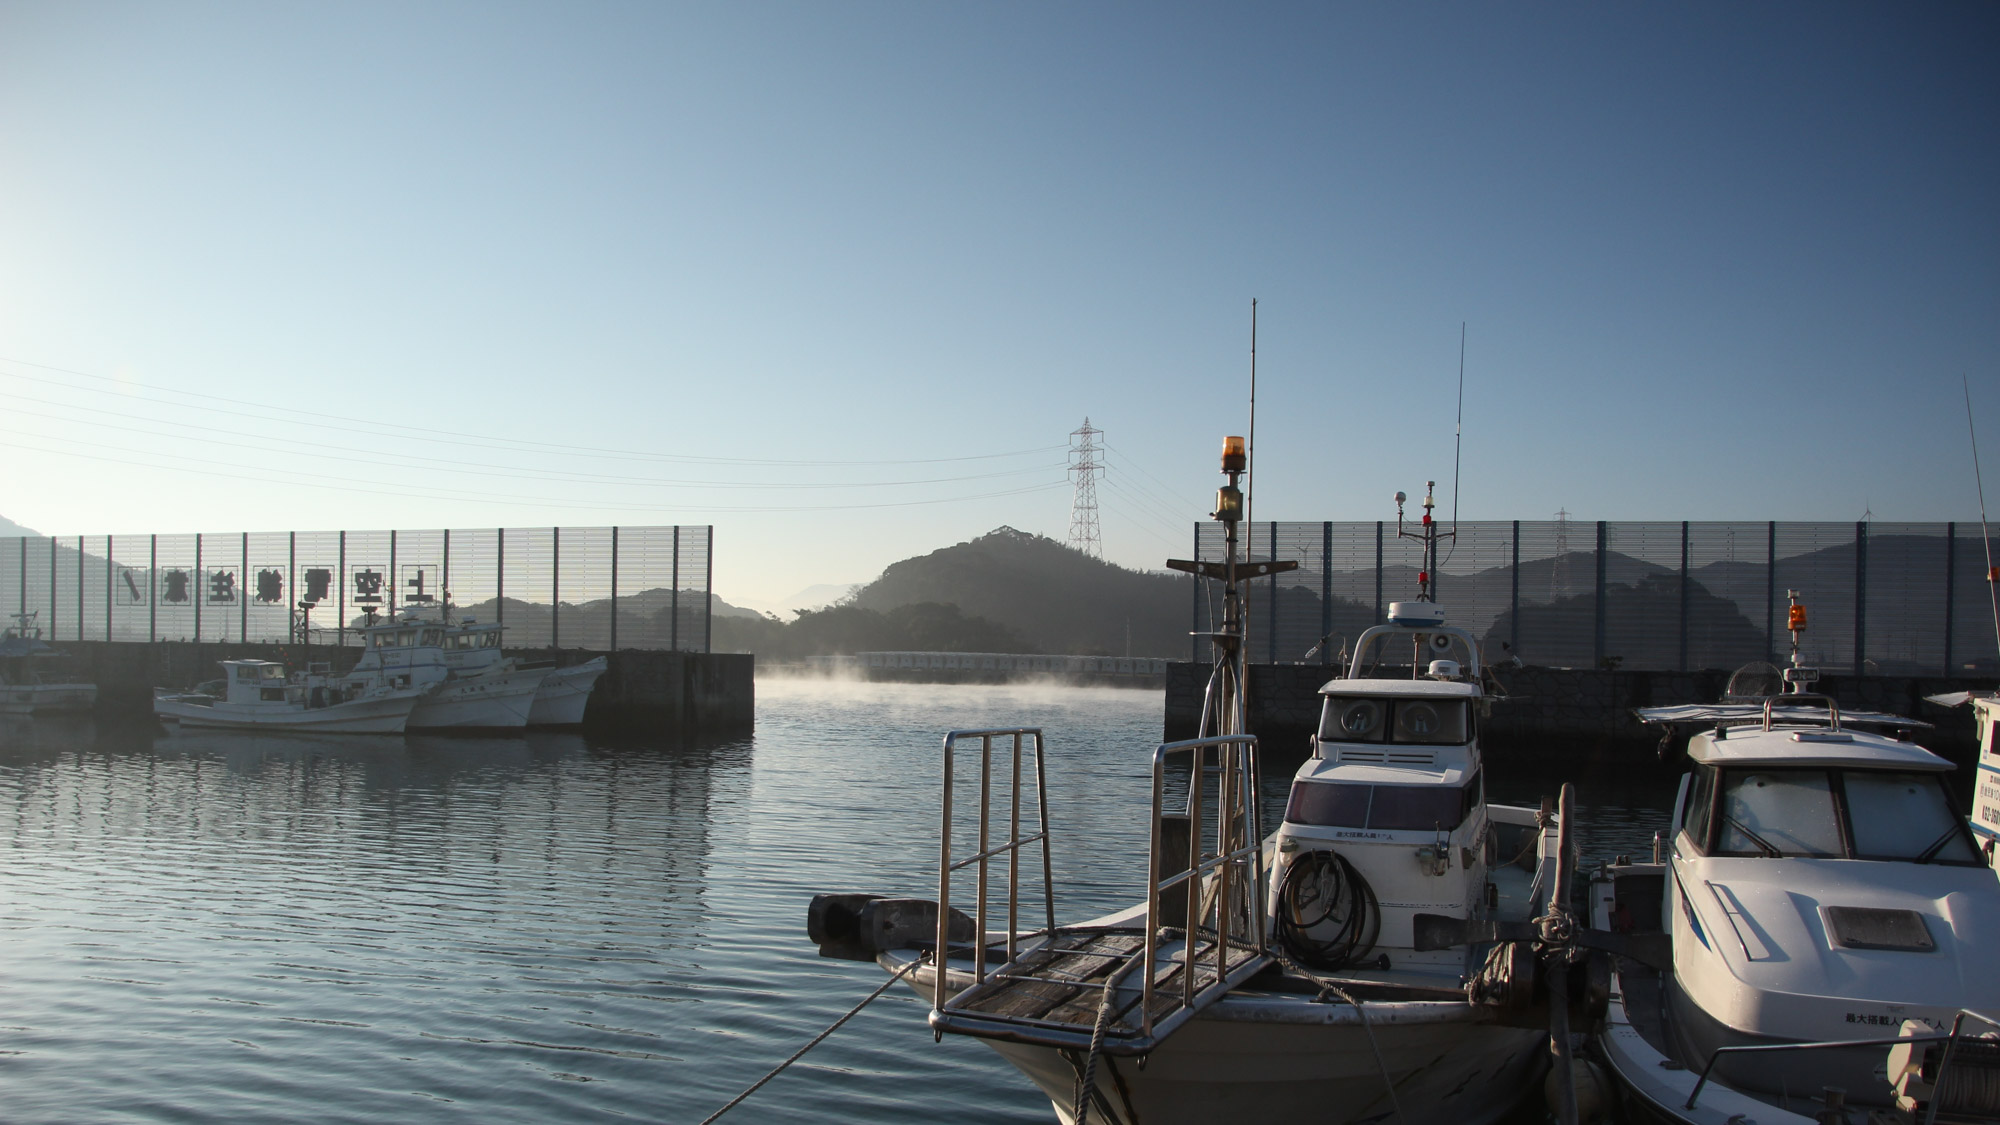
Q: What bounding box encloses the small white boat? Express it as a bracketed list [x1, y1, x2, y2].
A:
[345, 608, 551, 731]
[0, 612, 97, 715]
[811, 459, 1607, 1124]
[1924, 688, 2000, 873]
[525, 656, 606, 726]
[154, 658, 427, 733]
[1593, 594, 2000, 1124]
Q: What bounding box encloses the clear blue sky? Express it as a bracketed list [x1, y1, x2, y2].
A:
[2, 3, 1995, 612]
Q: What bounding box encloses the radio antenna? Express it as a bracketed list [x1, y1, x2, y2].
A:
[1246, 299, 1258, 536]
[1967, 375, 1998, 667]
[1452, 321, 1466, 531]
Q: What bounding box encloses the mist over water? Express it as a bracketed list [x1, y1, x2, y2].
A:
[0, 682, 1677, 1123]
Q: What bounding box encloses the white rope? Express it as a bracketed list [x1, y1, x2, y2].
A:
[698, 956, 922, 1125]
[1277, 950, 1404, 1122]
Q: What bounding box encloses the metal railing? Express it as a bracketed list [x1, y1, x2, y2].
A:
[933, 727, 1056, 1012]
[1683, 1007, 2000, 1116]
[1142, 733, 1267, 1038]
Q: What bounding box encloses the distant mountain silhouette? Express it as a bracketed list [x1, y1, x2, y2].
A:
[0, 515, 42, 538]
[845, 527, 1194, 655]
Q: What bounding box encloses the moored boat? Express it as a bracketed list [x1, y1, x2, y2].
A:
[524, 656, 606, 726]
[0, 613, 98, 715]
[154, 658, 427, 733]
[1590, 594, 2000, 1124]
[345, 607, 551, 731]
[808, 452, 1610, 1124]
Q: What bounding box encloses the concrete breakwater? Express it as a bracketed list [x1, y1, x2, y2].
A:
[44, 640, 753, 736]
[1166, 662, 1991, 767]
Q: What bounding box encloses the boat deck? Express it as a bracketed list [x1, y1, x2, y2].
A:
[933, 925, 1268, 1053]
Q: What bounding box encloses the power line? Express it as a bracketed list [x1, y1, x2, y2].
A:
[0, 356, 1067, 469]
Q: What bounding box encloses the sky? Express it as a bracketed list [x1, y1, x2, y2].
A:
[1, 3, 1995, 614]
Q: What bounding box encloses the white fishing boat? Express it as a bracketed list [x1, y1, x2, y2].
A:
[524, 656, 606, 726]
[154, 658, 428, 733]
[1591, 594, 2000, 1124]
[0, 612, 98, 715]
[345, 607, 551, 731]
[809, 454, 1625, 1125]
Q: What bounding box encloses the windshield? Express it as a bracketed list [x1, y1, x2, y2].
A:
[1703, 766, 1978, 864]
[1285, 772, 1481, 832]
[1320, 696, 1469, 745]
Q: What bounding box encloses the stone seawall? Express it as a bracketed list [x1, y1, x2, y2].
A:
[47, 641, 753, 737]
[1167, 662, 1990, 767]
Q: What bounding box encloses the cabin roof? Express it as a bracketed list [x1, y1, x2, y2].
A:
[1293, 756, 1474, 787]
[1318, 678, 1479, 699]
[1687, 726, 1952, 771]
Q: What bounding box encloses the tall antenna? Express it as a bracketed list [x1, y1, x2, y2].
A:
[1067, 418, 1104, 559]
[1245, 299, 1258, 536]
[1552, 509, 1572, 600]
[1966, 376, 1998, 667]
[1452, 321, 1465, 531]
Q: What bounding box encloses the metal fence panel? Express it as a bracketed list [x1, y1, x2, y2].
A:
[1, 526, 713, 653]
[1191, 520, 1992, 676]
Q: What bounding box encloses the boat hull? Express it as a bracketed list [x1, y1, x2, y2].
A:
[895, 954, 1545, 1125]
[528, 658, 605, 726]
[154, 690, 423, 734]
[0, 683, 98, 715]
[408, 667, 548, 731]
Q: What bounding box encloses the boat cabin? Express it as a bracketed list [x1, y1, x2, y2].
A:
[220, 660, 294, 705]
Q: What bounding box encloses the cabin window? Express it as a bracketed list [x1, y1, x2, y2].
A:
[1683, 764, 1716, 850]
[234, 666, 261, 684]
[1844, 771, 1979, 864]
[422, 629, 443, 646]
[1319, 697, 1469, 745]
[1703, 766, 1978, 865]
[1717, 771, 1842, 857]
[1286, 772, 1479, 832]
[482, 633, 500, 649]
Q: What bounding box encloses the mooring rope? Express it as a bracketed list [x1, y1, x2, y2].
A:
[698, 956, 923, 1125]
[1276, 949, 1404, 1122]
[1072, 970, 1122, 1125]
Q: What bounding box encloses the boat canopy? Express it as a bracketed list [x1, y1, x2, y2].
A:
[1637, 702, 1927, 729]
[1686, 726, 1953, 771]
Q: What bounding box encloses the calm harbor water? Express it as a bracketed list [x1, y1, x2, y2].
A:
[0, 680, 1678, 1123]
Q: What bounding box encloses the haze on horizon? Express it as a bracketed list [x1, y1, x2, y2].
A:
[1, 3, 1994, 614]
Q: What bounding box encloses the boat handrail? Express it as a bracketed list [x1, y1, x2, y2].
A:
[1762, 692, 1841, 732]
[1683, 1008, 2000, 1114]
[1142, 733, 1267, 1038]
[934, 727, 1057, 1012]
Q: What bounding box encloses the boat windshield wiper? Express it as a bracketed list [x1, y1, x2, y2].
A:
[1723, 816, 1784, 858]
[1914, 825, 1963, 864]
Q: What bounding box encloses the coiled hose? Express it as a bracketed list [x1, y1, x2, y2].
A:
[1276, 849, 1380, 970]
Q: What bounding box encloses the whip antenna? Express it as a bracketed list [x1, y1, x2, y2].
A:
[1246, 299, 1258, 533]
[1967, 375, 1999, 667]
[1452, 321, 1465, 532]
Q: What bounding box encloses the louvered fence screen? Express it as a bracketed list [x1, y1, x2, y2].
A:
[1194, 520, 1996, 676]
[0, 526, 712, 652]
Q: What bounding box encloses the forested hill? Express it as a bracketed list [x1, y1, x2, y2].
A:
[847, 527, 1194, 656]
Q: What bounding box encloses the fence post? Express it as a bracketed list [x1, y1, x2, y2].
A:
[1374, 520, 1384, 622]
[149, 535, 156, 643]
[1190, 523, 1201, 664]
[551, 527, 560, 649]
[76, 535, 84, 639]
[610, 526, 619, 652]
[17, 536, 25, 627]
[496, 528, 505, 626]
[1593, 522, 1607, 668]
[194, 533, 202, 643]
[1510, 520, 1520, 657]
[289, 532, 297, 645]
[49, 536, 58, 641]
[105, 535, 114, 642]
[241, 531, 249, 642]
[705, 525, 714, 653]
[441, 529, 450, 604]
[388, 530, 398, 619]
[1945, 522, 1957, 675]
[337, 531, 345, 647]
[1765, 522, 1776, 665]
[670, 526, 680, 652]
[1853, 521, 1868, 676]
[1679, 521, 1690, 672]
[1320, 521, 1332, 666]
